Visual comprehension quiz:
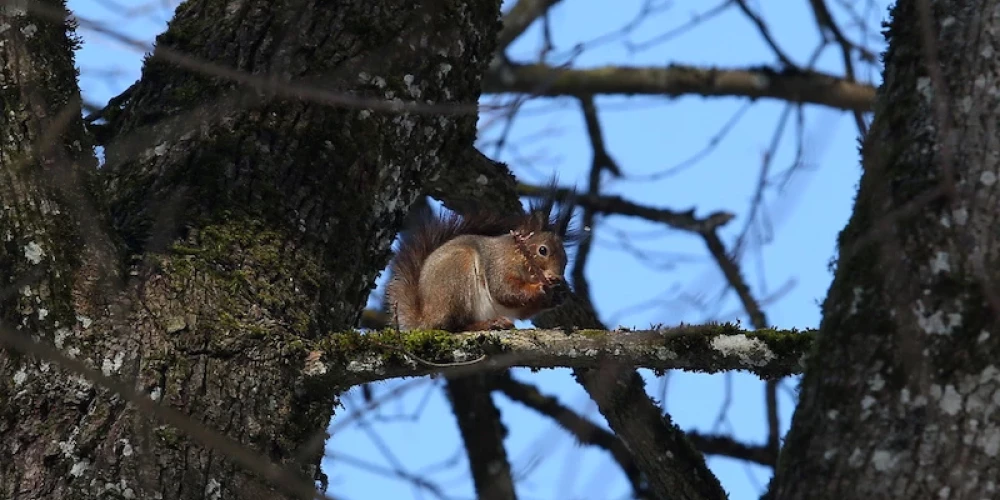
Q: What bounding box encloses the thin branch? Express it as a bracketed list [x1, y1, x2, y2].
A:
[699, 213, 784, 465]
[626, 1, 732, 53]
[807, 0, 879, 63]
[625, 100, 754, 182]
[578, 95, 622, 177]
[685, 432, 776, 467]
[326, 450, 456, 500]
[484, 62, 876, 113]
[497, 372, 781, 481]
[806, 0, 869, 134]
[497, 0, 565, 51]
[494, 372, 649, 496]
[518, 184, 735, 235]
[733, 0, 798, 68]
[700, 231, 767, 328]
[569, 95, 620, 318]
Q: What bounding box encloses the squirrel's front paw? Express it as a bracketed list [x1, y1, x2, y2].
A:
[544, 279, 570, 305]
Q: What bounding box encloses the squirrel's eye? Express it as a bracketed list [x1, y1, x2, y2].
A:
[537, 245, 548, 256]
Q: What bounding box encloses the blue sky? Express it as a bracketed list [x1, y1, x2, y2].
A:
[66, 0, 891, 498]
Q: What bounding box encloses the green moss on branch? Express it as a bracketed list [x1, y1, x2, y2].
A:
[307, 323, 815, 388]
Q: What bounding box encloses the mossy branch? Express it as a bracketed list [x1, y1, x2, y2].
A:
[306, 323, 814, 388]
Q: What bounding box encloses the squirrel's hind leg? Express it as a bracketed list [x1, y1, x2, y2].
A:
[419, 241, 519, 332]
[418, 243, 480, 331]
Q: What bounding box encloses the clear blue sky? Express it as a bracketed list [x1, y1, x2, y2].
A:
[67, 0, 891, 498]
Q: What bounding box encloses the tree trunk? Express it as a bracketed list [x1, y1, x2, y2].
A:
[0, 0, 501, 498]
[772, 1, 1000, 498]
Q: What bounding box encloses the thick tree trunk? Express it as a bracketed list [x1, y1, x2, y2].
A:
[772, 2, 1000, 498]
[0, 0, 500, 498]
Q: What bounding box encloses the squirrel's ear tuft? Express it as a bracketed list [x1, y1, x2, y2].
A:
[552, 188, 576, 239]
[526, 180, 556, 228]
[556, 203, 586, 248]
[525, 178, 584, 245]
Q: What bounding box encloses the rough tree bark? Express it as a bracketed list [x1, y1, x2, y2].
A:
[772, 1, 1000, 498]
[0, 0, 500, 498]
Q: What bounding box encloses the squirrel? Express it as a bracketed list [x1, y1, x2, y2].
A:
[385, 193, 578, 332]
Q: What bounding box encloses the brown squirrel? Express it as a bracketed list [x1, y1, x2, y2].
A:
[385, 194, 578, 332]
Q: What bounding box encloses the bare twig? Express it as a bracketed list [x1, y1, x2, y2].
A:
[806, 0, 871, 134]
[497, 0, 565, 51]
[734, 0, 798, 68]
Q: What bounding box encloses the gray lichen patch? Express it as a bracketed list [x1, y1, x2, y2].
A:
[709, 334, 776, 367]
[22, 241, 44, 264]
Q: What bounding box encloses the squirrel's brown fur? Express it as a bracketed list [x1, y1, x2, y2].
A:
[386, 193, 577, 332]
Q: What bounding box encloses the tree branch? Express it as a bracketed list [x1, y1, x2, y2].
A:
[699, 207, 785, 467]
[575, 366, 729, 500]
[518, 183, 735, 234]
[484, 62, 875, 112]
[444, 375, 517, 500]
[685, 432, 776, 467]
[425, 147, 523, 216]
[567, 95, 619, 319]
[313, 325, 812, 389]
